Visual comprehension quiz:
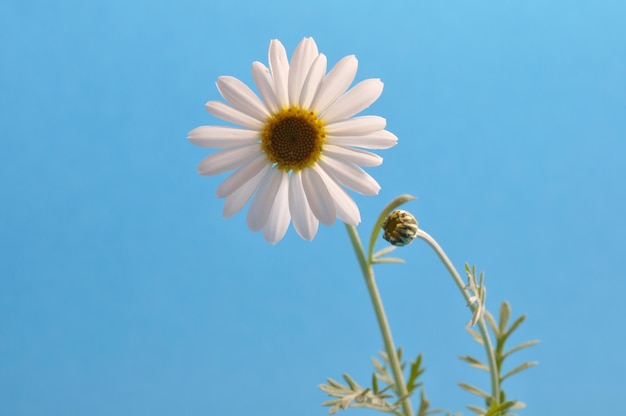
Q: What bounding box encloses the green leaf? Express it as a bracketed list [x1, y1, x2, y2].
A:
[372, 373, 379, 394]
[318, 385, 334, 394]
[459, 355, 489, 372]
[342, 373, 361, 391]
[501, 361, 539, 381]
[416, 389, 432, 416]
[371, 355, 395, 392]
[498, 302, 511, 336]
[464, 263, 472, 276]
[372, 245, 397, 259]
[326, 378, 343, 389]
[484, 400, 518, 415]
[466, 404, 487, 414]
[458, 382, 491, 399]
[397, 347, 404, 362]
[503, 340, 540, 360]
[466, 327, 484, 346]
[371, 357, 384, 373]
[503, 314, 527, 343]
[484, 310, 499, 337]
[320, 373, 401, 414]
[406, 354, 425, 393]
[510, 401, 526, 410]
[372, 257, 406, 264]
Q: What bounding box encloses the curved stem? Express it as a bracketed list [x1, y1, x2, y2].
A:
[415, 229, 500, 405]
[345, 224, 414, 416]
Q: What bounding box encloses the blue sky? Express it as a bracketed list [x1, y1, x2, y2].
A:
[1, 0, 625, 415]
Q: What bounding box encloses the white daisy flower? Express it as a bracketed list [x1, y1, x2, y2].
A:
[188, 37, 397, 244]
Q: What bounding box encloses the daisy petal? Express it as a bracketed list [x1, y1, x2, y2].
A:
[269, 39, 289, 108]
[323, 144, 383, 167]
[197, 144, 261, 176]
[299, 54, 327, 109]
[216, 154, 269, 198]
[318, 156, 381, 196]
[302, 166, 336, 226]
[311, 55, 358, 114]
[288, 37, 319, 107]
[216, 76, 270, 121]
[247, 168, 283, 231]
[205, 100, 264, 130]
[222, 163, 271, 217]
[188, 126, 259, 148]
[327, 130, 398, 149]
[325, 116, 387, 136]
[288, 170, 319, 240]
[321, 78, 384, 123]
[316, 165, 361, 225]
[252, 61, 279, 114]
[262, 171, 291, 244]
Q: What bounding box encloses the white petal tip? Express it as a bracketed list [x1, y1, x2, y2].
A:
[265, 237, 281, 245]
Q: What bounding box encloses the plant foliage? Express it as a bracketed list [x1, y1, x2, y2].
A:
[458, 301, 539, 415]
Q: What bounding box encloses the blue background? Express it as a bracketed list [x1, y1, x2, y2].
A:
[1, 0, 625, 414]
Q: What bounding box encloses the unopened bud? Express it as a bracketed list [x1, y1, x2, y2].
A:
[381, 210, 419, 246]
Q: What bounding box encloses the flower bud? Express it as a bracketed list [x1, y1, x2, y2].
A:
[381, 210, 419, 246]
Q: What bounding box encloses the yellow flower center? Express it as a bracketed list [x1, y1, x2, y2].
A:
[261, 106, 326, 172]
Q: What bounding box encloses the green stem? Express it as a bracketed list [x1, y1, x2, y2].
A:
[345, 224, 414, 416]
[415, 229, 500, 405]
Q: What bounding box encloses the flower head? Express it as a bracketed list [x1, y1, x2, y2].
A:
[188, 37, 397, 243]
[381, 210, 419, 246]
